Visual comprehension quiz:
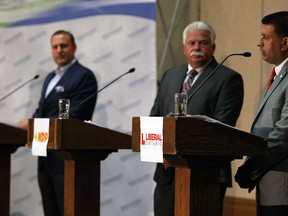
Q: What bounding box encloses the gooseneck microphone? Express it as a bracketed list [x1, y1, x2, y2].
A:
[97, 67, 135, 94]
[70, 67, 136, 112]
[0, 74, 40, 102]
[187, 52, 251, 100]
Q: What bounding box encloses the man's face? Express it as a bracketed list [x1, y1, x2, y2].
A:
[258, 24, 286, 65]
[51, 33, 76, 67]
[183, 29, 215, 69]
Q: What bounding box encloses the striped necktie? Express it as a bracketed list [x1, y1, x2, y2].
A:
[182, 69, 198, 93]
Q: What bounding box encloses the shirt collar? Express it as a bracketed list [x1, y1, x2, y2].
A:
[274, 57, 288, 76]
[56, 58, 76, 76]
[187, 59, 212, 75]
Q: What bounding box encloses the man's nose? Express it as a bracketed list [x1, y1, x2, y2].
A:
[257, 39, 264, 47]
[193, 43, 201, 50]
[57, 46, 62, 52]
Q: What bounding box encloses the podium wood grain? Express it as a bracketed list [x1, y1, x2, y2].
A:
[27, 118, 131, 216]
[132, 116, 267, 216]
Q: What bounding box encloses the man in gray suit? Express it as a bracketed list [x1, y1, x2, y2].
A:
[235, 11, 288, 216]
[151, 21, 244, 216]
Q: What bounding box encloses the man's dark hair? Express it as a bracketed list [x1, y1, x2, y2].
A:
[262, 11, 288, 37]
[51, 30, 76, 46]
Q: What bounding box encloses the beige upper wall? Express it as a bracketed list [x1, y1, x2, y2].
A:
[200, 0, 263, 132]
[200, 0, 288, 199]
[200, 0, 262, 199]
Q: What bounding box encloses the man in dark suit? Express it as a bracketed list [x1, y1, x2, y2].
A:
[19, 30, 97, 216]
[150, 21, 244, 216]
[235, 11, 288, 216]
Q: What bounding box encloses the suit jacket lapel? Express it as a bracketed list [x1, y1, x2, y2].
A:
[39, 72, 56, 107]
[44, 61, 78, 101]
[187, 58, 218, 98]
[254, 63, 288, 119]
[175, 64, 188, 93]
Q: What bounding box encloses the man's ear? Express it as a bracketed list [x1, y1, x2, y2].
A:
[281, 37, 288, 51]
[212, 43, 216, 53]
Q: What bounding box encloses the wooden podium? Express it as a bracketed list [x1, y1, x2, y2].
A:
[0, 122, 27, 216]
[131, 116, 268, 216]
[27, 118, 131, 216]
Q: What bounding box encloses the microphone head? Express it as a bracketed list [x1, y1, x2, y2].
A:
[34, 74, 40, 79]
[128, 68, 135, 73]
[242, 52, 252, 57]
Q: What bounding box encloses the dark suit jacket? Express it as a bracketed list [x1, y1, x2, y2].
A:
[33, 60, 97, 174]
[151, 58, 244, 186]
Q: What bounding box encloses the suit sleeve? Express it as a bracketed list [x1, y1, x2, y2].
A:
[245, 89, 288, 178]
[69, 70, 97, 120]
[236, 78, 288, 182]
[149, 71, 168, 116]
[33, 73, 55, 118]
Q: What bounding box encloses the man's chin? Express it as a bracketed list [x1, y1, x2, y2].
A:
[191, 55, 204, 59]
[55, 60, 67, 67]
[190, 61, 206, 68]
[261, 55, 269, 62]
[190, 57, 205, 63]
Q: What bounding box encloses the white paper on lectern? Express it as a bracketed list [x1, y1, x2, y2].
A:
[32, 118, 50, 156]
[140, 116, 163, 163]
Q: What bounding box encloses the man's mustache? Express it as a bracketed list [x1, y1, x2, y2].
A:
[190, 51, 205, 57]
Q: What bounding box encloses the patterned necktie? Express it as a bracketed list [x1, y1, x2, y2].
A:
[182, 69, 198, 93]
[265, 67, 276, 94]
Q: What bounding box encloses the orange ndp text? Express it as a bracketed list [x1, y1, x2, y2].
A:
[34, 132, 49, 143]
